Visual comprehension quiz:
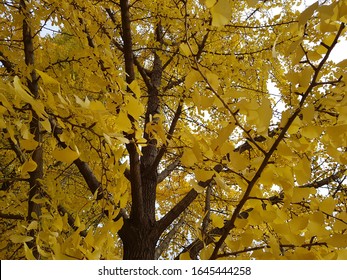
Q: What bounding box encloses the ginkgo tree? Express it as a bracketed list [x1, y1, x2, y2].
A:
[1, 0, 347, 260]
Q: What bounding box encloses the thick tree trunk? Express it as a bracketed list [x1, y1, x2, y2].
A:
[119, 219, 158, 260]
[20, 0, 43, 259]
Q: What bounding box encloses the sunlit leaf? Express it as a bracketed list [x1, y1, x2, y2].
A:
[13, 76, 47, 118]
[181, 147, 198, 167]
[128, 80, 142, 98]
[36, 69, 60, 85]
[52, 147, 80, 164]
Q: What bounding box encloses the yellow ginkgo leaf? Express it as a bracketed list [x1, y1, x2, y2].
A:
[24, 243, 36, 260]
[13, 76, 47, 118]
[27, 221, 38, 231]
[246, 0, 258, 7]
[191, 179, 205, 193]
[36, 69, 60, 85]
[179, 43, 191, 56]
[205, 0, 216, 8]
[75, 95, 90, 108]
[256, 97, 272, 133]
[115, 111, 133, 132]
[40, 118, 52, 132]
[200, 244, 214, 260]
[10, 234, 34, 243]
[289, 216, 308, 232]
[210, 0, 232, 27]
[205, 71, 219, 91]
[301, 125, 323, 139]
[298, 1, 318, 26]
[185, 70, 201, 89]
[110, 218, 124, 233]
[194, 169, 214, 182]
[211, 213, 224, 228]
[327, 234, 347, 247]
[53, 216, 64, 232]
[294, 157, 311, 185]
[320, 197, 336, 214]
[125, 96, 145, 120]
[181, 148, 198, 167]
[90, 100, 106, 111]
[37, 245, 51, 258]
[19, 139, 38, 151]
[128, 80, 142, 97]
[52, 147, 79, 164]
[179, 251, 191, 260]
[21, 158, 38, 176]
[74, 214, 81, 227]
[292, 187, 315, 203]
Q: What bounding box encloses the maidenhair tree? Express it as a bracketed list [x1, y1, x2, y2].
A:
[1, 0, 347, 259]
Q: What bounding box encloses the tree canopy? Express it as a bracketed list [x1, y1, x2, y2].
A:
[1, 0, 347, 260]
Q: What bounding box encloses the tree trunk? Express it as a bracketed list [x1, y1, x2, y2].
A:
[119, 218, 158, 260]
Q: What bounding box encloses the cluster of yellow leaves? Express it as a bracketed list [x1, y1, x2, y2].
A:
[1, 0, 347, 260]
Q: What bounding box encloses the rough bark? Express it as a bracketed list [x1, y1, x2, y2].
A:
[20, 0, 43, 259]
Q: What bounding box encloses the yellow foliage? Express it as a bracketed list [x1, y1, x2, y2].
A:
[1, 0, 347, 261]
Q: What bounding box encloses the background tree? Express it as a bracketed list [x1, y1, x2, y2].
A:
[1, 0, 347, 260]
